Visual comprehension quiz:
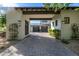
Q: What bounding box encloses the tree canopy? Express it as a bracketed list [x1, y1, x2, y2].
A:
[44, 3, 70, 12]
[0, 15, 6, 27]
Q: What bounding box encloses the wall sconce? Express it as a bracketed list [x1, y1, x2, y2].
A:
[62, 17, 70, 24]
[18, 20, 21, 27]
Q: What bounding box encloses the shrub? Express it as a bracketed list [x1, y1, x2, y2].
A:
[48, 28, 61, 39]
[52, 29, 60, 39]
[71, 23, 78, 39]
[61, 39, 70, 44]
[48, 28, 53, 35]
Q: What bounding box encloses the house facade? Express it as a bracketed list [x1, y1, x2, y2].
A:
[6, 7, 79, 40]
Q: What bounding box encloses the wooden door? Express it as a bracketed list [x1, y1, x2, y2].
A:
[41, 25, 48, 32]
[33, 26, 40, 32]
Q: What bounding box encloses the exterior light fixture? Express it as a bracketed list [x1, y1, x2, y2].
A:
[62, 17, 70, 24]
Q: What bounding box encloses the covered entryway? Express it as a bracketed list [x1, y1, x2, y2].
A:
[6, 7, 61, 40]
[16, 7, 60, 38]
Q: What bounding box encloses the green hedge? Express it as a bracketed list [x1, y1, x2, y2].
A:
[48, 28, 61, 39]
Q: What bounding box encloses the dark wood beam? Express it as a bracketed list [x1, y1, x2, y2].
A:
[30, 18, 52, 20]
[22, 11, 60, 14]
[16, 7, 78, 14]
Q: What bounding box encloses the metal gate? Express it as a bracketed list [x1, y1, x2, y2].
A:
[25, 20, 29, 35]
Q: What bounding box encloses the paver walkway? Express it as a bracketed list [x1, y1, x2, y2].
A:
[0, 33, 77, 56]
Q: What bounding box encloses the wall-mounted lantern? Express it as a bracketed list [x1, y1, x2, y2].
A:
[62, 17, 70, 24]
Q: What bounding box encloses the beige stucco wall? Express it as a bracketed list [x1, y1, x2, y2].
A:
[61, 10, 79, 39]
[51, 14, 61, 30]
[6, 8, 25, 40]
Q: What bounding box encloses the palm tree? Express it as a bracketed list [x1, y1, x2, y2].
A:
[44, 3, 70, 12]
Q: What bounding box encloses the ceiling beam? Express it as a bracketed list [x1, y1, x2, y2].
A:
[15, 7, 61, 14]
[22, 11, 60, 14]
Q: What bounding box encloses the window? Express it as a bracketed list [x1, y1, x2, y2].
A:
[55, 20, 58, 26]
[64, 17, 70, 24]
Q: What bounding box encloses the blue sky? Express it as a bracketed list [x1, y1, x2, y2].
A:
[69, 3, 79, 7]
[0, 3, 44, 7]
[16, 3, 44, 7]
[0, 3, 79, 7]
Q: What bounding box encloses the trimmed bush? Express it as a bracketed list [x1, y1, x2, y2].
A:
[48, 28, 61, 39]
[52, 29, 60, 39]
[48, 28, 53, 35]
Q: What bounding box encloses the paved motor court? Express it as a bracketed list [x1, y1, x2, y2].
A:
[0, 33, 77, 56]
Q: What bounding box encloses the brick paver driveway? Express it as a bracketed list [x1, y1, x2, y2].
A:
[0, 32, 77, 56]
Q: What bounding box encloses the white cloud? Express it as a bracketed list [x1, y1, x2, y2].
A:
[0, 3, 18, 7]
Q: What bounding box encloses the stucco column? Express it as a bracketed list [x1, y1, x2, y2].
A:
[6, 8, 24, 40]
